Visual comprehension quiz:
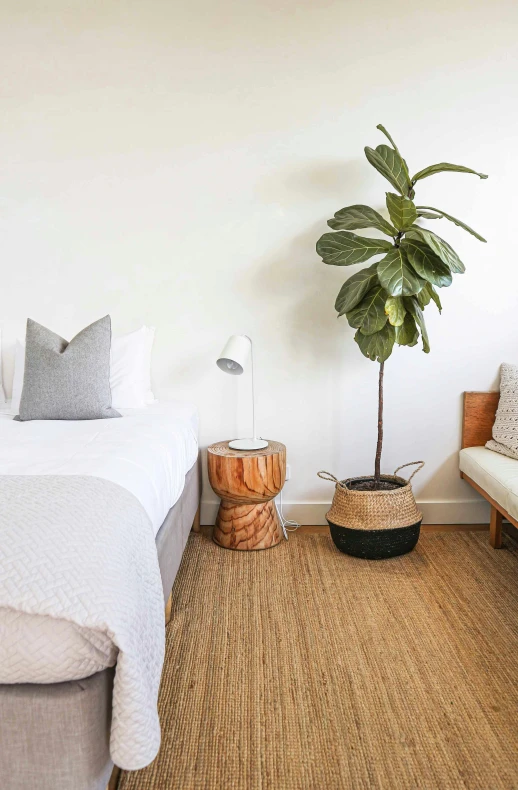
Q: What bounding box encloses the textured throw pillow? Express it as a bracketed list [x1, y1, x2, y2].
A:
[11, 325, 156, 412]
[16, 316, 121, 421]
[486, 363, 518, 460]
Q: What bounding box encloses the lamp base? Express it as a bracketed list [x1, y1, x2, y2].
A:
[229, 438, 269, 451]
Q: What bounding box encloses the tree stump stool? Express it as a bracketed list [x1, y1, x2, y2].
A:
[207, 440, 286, 550]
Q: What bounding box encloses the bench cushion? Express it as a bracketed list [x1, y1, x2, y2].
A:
[459, 446, 518, 522]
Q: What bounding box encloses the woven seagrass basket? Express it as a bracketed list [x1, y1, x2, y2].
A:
[318, 462, 424, 560]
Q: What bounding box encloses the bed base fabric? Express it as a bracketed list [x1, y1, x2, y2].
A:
[156, 462, 201, 601]
[0, 669, 115, 790]
[0, 460, 200, 790]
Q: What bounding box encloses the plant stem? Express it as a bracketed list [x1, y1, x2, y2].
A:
[374, 361, 384, 488]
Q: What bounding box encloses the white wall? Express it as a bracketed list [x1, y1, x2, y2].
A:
[1, 0, 517, 523]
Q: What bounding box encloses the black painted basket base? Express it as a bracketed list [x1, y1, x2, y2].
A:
[328, 521, 421, 560]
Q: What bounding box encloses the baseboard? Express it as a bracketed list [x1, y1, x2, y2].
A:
[201, 499, 490, 526]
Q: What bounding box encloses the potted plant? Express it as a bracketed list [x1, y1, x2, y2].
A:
[317, 124, 487, 559]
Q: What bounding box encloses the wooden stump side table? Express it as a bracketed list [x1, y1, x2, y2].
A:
[207, 440, 286, 550]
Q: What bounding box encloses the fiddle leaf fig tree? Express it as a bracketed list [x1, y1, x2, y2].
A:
[316, 124, 487, 488]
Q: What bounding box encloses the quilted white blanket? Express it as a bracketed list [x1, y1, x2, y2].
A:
[0, 475, 165, 771]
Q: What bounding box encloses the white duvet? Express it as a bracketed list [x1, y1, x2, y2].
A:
[0, 474, 164, 770]
[0, 401, 199, 769]
[0, 400, 199, 534]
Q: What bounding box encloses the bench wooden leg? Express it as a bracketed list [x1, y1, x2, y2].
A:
[490, 505, 503, 549]
[192, 505, 201, 533]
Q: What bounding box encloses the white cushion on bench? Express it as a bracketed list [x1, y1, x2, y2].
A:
[460, 446, 518, 521]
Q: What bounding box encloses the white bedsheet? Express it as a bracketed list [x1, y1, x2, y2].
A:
[0, 401, 199, 535]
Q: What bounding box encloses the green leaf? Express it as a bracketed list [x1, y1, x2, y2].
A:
[385, 193, 417, 230]
[416, 205, 487, 243]
[346, 286, 387, 336]
[364, 145, 411, 196]
[384, 295, 406, 327]
[354, 323, 395, 363]
[334, 263, 379, 316]
[328, 204, 396, 237]
[427, 283, 442, 313]
[395, 313, 419, 347]
[407, 227, 465, 274]
[376, 124, 412, 185]
[401, 237, 452, 288]
[412, 162, 488, 183]
[417, 211, 442, 219]
[405, 297, 430, 353]
[316, 231, 392, 266]
[416, 282, 443, 312]
[417, 287, 431, 309]
[377, 247, 425, 297]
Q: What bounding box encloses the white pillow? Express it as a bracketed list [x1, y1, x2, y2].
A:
[0, 329, 6, 405]
[11, 340, 25, 413]
[11, 325, 156, 413]
[110, 327, 148, 408]
[143, 326, 156, 405]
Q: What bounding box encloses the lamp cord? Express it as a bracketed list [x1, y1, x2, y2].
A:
[275, 487, 300, 539]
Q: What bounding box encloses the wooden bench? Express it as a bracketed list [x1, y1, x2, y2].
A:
[461, 391, 518, 548]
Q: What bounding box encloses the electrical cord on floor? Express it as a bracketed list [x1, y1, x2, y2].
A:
[275, 487, 300, 539]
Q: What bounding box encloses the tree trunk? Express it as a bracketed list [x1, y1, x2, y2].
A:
[374, 361, 384, 489]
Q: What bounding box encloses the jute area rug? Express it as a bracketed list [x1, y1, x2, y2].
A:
[119, 531, 518, 790]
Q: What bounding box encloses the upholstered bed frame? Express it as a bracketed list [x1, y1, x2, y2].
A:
[0, 459, 201, 790]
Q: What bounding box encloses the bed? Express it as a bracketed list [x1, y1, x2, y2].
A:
[0, 401, 201, 790]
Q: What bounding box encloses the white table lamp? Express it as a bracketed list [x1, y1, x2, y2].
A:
[216, 335, 268, 451]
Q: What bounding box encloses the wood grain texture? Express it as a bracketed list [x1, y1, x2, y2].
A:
[208, 440, 286, 550]
[462, 391, 499, 449]
[460, 391, 509, 548]
[207, 440, 285, 459]
[461, 471, 518, 535]
[213, 500, 282, 550]
[107, 767, 121, 790]
[208, 440, 286, 503]
[490, 506, 503, 549]
[191, 506, 201, 533]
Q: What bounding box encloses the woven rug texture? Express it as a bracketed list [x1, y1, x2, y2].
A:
[119, 531, 518, 790]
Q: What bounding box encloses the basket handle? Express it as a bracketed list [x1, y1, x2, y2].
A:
[317, 471, 339, 483]
[393, 461, 425, 483]
[317, 471, 348, 491]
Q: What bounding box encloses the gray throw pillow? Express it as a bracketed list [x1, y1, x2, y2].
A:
[486, 363, 518, 460]
[16, 316, 121, 421]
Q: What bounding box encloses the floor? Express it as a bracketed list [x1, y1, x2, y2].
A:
[118, 524, 518, 790]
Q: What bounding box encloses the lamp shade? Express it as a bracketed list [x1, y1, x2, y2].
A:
[216, 335, 251, 376]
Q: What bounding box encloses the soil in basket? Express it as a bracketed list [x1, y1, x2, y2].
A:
[348, 479, 401, 492]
